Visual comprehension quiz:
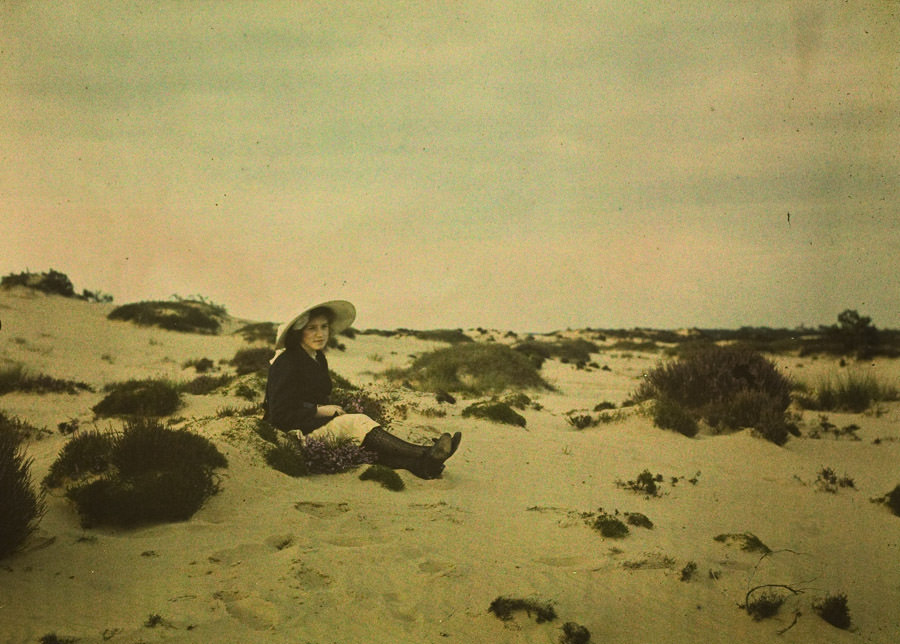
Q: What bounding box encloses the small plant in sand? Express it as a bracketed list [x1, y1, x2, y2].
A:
[233, 321, 278, 344]
[813, 592, 851, 630]
[713, 532, 771, 554]
[384, 342, 550, 395]
[815, 467, 855, 493]
[589, 511, 629, 538]
[795, 370, 898, 413]
[48, 417, 227, 527]
[0, 416, 46, 558]
[462, 400, 526, 427]
[488, 596, 557, 623]
[230, 347, 274, 375]
[633, 345, 794, 445]
[265, 433, 374, 477]
[0, 364, 93, 396]
[93, 379, 183, 417]
[743, 589, 787, 621]
[616, 470, 663, 497]
[216, 403, 261, 419]
[679, 561, 698, 582]
[410, 328, 474, 344]
[108, 297, 227, 334]
[359, 464, 405, 491]
[625, 512, 654, 529]
[559, 621, 591, 644]
[38, 634, 78, 644]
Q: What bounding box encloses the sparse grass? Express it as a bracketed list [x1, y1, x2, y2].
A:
[815, 467, 855, 493]
[216, 403, 261, 418]
[0, 410, 47, 442]
[230, 347, 274, 375]
[796, 370, 898, 413]
[462, 400, 526, 427]
[178, 374, 235, 395]
[233, 322, 277, 344]
[108, 298, 226, 334]
[616, 470, 663, 497]
[0, 363, 93, 396]
[359, 464, 405, 491]
[384, 342, 550, 395]
[633, 345, 793, 444]
[0, 416, 46, 558]
[488, 596, 557, 623]
[54, 417, 227, 527]
[93, 379, 182, 417]
[813, 592, 851, 630]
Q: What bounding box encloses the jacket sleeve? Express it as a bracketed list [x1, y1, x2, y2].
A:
[265, 356, 318, 430]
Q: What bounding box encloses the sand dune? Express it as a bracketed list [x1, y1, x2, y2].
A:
[1, 287, 898, 643]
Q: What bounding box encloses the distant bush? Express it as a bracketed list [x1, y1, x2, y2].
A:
[591, 512, 629, 538]
[385, 343, 550, 394]
[617, 470, 663, 497]
[108, 299, 225, 334]
[230, 347, 273, 375]
[803, 310, 883, 359]
[51, 417, 227, 527]
[795, 370, 898, 413]
[92, 379, 182, 417]
[462, 400, 526, 427]
[2, 269, 75, 297]
[813, 592, 851, 630]
[815, 467, 855, 494]
[560, 621, 591, 644]
[513, 338, 600, 368]
[606, 339, 660, 353]
[0, 417, 46, 558]
[178, 374, 235, 395]
[410, 329, 473, 344]
[633, 345, 793, 444]
[713, 532, 771, 554]
[233, 322, 277, 344]
[0, 364, 93, 396]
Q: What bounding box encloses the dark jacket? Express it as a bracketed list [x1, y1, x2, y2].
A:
[263, 347, 333, 433]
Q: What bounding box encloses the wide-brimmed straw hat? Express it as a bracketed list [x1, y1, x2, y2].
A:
[274, 300, 356, 350]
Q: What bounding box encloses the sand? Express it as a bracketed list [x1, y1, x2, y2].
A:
[1, 287, 898, 643]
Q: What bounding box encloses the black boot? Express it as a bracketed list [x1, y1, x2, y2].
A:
[361, 427, 457, 479]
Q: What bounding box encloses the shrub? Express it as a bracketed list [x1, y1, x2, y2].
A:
[266, 433, 374, 477]
[0, 364, 93, 396]
[93, 379, 182, 417]
[385, 342, 550, 395]
[617, 470, 662, 497]
[179, 374, 235, 395]
[488, 596, 557, 623]
[744, 590, 785, 620]
[462, 401, 526, 427]
[813, 592, 851, 630]
[1, 269, 75, 297]
[330, 387, 393, 428]
[43, 429, 115, 488]
[560, 622, 591, 644]
[183, 357, 216, 373]
[796, 370, 898, 413]
[0, 421, 46, 558]
[233, 322, 277, 344]
[652, 398, 699, 437]
[513, 338, 600, 368]
[1, 410, 46, 442]
[230, 347, 273, 375]
[591, 512, 629, 538]
[713, 532, 771, 554]
[359, 464, 405, 491]
[410, 329, 473, 344]
[625, 512, 653, 529]
[108, 300, 225, 334]
[886, 484, 900, 517]
[265, 443, 310, 477]
[815, 467, 855, 493]
[54, 418, 227, 527]
[633, 345, 793, 444]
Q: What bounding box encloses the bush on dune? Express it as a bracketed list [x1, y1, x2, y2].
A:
[230, 347, 274, 375]
[0, 416, 46, 558]
[46, 417, 227, 527]
[385, 342, 550, 395]
[795, 370, 898, 413]
[633, 345, 794, 444]
[0, 364, 93, 396]
[108, 299, 225, 334]
[462, 400, 527, 427]
[513, 338, 600, 368]
[93, 379, 183, 417]
[233, 322, 277, 344]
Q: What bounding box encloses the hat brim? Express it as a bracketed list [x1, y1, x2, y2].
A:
[274, 300, 356, 350]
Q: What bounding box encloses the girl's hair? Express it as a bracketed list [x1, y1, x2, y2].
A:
[284, 307, 335, 351]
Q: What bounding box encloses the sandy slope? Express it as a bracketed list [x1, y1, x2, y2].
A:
[1, 288, 898, 644]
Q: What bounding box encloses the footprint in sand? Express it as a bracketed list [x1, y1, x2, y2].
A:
[214, 590, 283, 631]
[294, 501, 351, 518]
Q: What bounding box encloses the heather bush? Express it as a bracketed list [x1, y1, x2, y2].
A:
[49, 417, 227, 527]
[0, 419, 46, 558]
[230, 347, 273, 375]
[591, 512, 629, 538]
[108, 299, 225, 334]
[0, 364, 93, 396]
[266, 433, 374, 477]
[462, 400, 526, 427]
[560, 621, 591, 644]
[386, 342, 550, 394]
[652, 397, 699, 437]
[409, 329, 473, 344]
[93, 379, 182, 417]
[633, 345, 793, 444]
[330, 386, 393, 427]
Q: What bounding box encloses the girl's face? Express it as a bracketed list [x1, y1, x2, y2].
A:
[300, 314, 330, 354]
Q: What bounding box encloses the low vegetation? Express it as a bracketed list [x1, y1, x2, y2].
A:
[359, 464, 405, 491]
[330, 386, 394, 428]
[233, 322, 277, 344]
[633, 344, 794, 445]
[385, 342, 550, 394]
[265, 433, 374, 477]
[0, 364, 93, 396]
[795, 370, 898, 413]
[93, 379, 183, 417]
[813, 592, 851, 630]
[179, 374, 235, 395]
[108, 298, 226, 334]
[1, 269, 112, 302]
[46, 417, 227, 527]
[488, 596, 557, 623]
[513, 338, 600, 368]
[230, 347, 273, 375]
[0, 415, 46, 558]
[461, 400, 526, 427]
[743, 590, 786, 621]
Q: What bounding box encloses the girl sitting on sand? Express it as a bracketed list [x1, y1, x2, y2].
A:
[264, 300, 461, 479]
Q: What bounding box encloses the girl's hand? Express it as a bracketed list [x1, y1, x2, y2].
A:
[316, 404, 346, 418]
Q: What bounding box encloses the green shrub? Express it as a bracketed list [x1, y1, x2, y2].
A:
[625, 512, 654, 529]
[265, 443, 310, 477]
[744, 590, 785, 621]
[617, 470, 662, 497]
[797, 371, 898, 413]
[230, 347, 273, 375]
[265, 433, 373, 477]
[1, 269, 75, 297]
[488, 596, 557, 623]
[108, 300, 225, 334]
[359, 464, 405, 491]
[54, 418, 227, 527]
[0, 420, 46, 558]
[233, 322, 277, 344]
[43, 429, 116, 488]
[634, 345, 792, 444]
[591, 512, 629, 538]
[560, 621, 591, 644]
[93, 379, 182, 417]
[513, 338, 600, 368]
[0, 364, 93, 396]
[462, 401, 526, 427]
[813, 592, 851, 630]
[713, 532, 771, 554]
[179, 374, 235, 395]
[387, 342, 550, 394]
[409, 329, 473, 344]
[330, 387, 393, 427]
[652, 398, 699, 437]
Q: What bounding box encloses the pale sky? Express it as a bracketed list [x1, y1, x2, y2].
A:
[3, 1, 898, 332]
